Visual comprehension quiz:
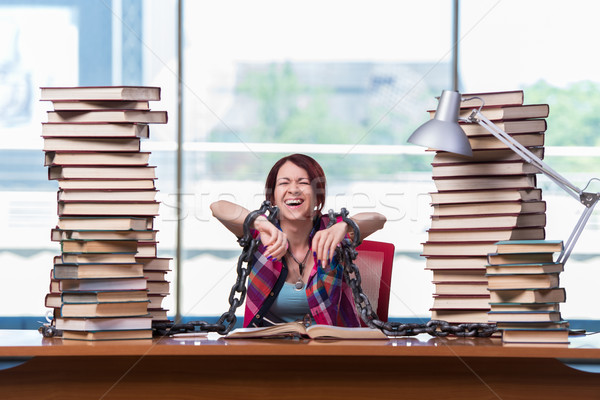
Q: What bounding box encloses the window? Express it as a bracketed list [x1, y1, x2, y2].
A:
[179, 0, 452, 318]
[1, 0, 599, 324]
[460, 0, 600, 319]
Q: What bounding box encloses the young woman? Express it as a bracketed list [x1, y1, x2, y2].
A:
[210, 154, 386, 327]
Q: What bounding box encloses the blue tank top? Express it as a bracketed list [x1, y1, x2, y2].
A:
[268, 282, 310, 323]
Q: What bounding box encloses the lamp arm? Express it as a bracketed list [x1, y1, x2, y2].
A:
[470, 110, 584, 200]
[558, 200, 598, 264]
[469, 109, 600, 265]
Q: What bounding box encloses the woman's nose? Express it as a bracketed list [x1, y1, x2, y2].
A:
[288, 182, 301, 193]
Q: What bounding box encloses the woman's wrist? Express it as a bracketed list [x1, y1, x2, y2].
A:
[253, 214, 269, 230]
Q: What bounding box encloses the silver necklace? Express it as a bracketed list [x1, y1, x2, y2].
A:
[287, 246, 311, 291]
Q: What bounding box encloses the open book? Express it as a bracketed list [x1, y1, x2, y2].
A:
[225, 321, 388, 340]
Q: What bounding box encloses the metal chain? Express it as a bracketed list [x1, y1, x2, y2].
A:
[329, 208, 498, 338]
[154, 202, 279, 336]
[155, 203, 497, 338]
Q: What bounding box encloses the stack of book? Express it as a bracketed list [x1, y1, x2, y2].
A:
[486, 240, 569, 346]
[41, 86, 171, 341]
[423, 90, 549, 324]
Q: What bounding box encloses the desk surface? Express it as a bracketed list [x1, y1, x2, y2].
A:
[2, 330, 600, 400]
[1, 329, 600, 359]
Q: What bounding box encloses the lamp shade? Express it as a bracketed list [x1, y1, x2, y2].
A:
[407, 90, 472, 157]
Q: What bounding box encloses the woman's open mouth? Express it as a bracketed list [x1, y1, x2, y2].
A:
[284, 198, 304, 209]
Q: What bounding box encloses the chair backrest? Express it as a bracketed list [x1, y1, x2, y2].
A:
[354, 240, 395, 325]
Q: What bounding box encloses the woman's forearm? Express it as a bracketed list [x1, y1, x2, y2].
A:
[349, 212, 387, 239]
[210, 200, 250, 238]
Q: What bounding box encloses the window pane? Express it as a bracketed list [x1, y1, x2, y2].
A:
[0, 0, 177, 318]
[461, 0, 600, 319]
[181, 0, 452, 318]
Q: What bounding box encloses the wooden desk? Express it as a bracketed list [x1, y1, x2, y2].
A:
[1, 329, 599, 399]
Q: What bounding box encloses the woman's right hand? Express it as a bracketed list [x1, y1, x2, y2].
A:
[254, 215, 288, 261]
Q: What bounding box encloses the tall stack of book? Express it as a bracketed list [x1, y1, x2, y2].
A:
[423, 90, 549, 324]
[486, 240, 569, 346]
[41, 86, 171, 341]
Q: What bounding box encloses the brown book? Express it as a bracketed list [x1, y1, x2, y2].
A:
[148, 308, 169, 320]
[430, 213, 546, 230]
[148, 294, 167, 308]
[43, 137, 141, 152]
[432, 200, 546, 216]
[49, 278, 61, 294]
[41, 122, 149, 138]
[145, 270, 168, 281]
[47, 110, 167, 124]
[431, 269, 487, 282]
[57, 179, 156, 190]
[487, 252, 555, 265]
[55, 316, 152, 331]
[61, 239, 138, 254]
[486, 262, 563, 275]
[426, 256, 490, 270]
[496, 320, 569, 330]
[58, 201, 160, 217]
[459, 90, 524, 108]
[430, 309, 490, 323]
[489, 303, 560, 312]
[459, 119, 546, 136]
[501, 328, 569, 344]
[52, 228, 157, 241]
[147, 280, 170, 294]
[137, 242, 158, 258]
[501, 341, 569, 348]
[60, 253, 138, 264]
[432, 296, 491, 309]
[468, 133, 544, 150]
[61, 329, 153, 341]
[431, 161, 540, 177]
[45, 151, 150, 166]
[61, 290, 149, 303]
[433, 147, 545, 163]
[40, 86, 161, 101]
[53, 263, 145, 279]
[45, 292, 61, 308]
[434, 281, 489, 295]
[489, 288, 566, 304]
[59, 277, 148, 291]
[426, 227, 545, 242]
[60, 301, 149, 318]
[428, 104, 549, 121]
[494, 240, 563, 254]
[57, 216, 150, 231]
[486, 273, 560, 289]
[58, 189, 157, 202]
[51, 100, 150, 111]
[429, 188, 542, 205]
[49, 166, 156, 180]
[488, 310, 562, 323]
[422, 241, 499, 257]
[433, 175, 537, 191]
[136, 257, 172, 271]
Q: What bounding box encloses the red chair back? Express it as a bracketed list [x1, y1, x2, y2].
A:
[354, 240, 395, 325]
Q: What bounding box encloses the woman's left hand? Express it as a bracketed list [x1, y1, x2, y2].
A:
[311, 221, 348, 267]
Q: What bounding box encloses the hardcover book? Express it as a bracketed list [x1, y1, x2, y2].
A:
[226, 322, 388, 340]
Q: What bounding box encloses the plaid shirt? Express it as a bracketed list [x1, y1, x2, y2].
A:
[243, 215, 360, 327]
